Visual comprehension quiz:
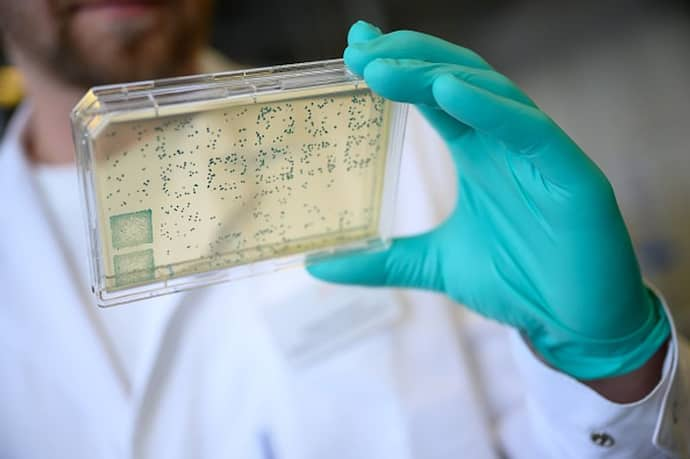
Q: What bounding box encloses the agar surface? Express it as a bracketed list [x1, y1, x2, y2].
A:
[93, 87, 391, 290]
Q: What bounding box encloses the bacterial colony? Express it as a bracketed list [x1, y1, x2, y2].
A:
[92, 86, 391, 290]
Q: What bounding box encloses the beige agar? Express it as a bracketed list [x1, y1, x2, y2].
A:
[90, 84, 392, 290]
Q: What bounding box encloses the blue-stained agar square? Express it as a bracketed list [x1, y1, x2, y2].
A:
[110, 209, 153, 249]
[114, 249, 155, 287]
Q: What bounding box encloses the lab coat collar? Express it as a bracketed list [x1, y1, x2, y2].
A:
[0, 104, 131, 424]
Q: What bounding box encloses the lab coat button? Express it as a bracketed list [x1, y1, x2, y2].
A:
[590, 432, 615, 447]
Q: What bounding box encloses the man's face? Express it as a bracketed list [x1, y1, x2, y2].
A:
[0, 0, 214, 87]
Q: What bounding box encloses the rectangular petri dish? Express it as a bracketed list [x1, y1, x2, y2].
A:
[71, 59, 408, 307]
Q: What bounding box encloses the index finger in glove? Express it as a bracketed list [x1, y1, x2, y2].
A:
[345, 24, 492, 76]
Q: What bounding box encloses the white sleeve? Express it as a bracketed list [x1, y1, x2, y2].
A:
[508, 295, 690, 458]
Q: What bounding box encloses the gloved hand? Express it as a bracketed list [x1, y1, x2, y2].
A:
[308, 21, 669, 380]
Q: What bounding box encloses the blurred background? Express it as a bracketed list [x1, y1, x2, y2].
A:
[2, 0, 689, 331]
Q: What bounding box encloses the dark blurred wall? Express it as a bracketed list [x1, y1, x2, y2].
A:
[209, 0, 686, 70]
[2, 0, 685, 68]
[210, 0, 514, 66]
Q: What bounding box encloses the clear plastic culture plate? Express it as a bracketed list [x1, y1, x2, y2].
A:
[71, 59, 408, 307]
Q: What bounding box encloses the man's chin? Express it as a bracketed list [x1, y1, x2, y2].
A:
[61, 30, 199, 86]
[59, 3, 187, 84]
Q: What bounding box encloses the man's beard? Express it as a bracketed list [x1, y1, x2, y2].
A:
[51, 20, 203, 87]
[2, 0, 212, 89]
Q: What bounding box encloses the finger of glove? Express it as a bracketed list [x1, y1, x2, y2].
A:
[415, 105, 473, 144]
[344, 29, 492, 77]
[347, 20, 383, 45]
[362, 58, 535, 108]
[307, 232, 442, 291]
[432, 73, 565, 155]
[362, 59, 471, 141]
[361, 58, 536, 143]
[432, 74, 592, 183]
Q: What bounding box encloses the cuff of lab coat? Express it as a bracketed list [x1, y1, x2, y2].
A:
[509, 291, 677, 458]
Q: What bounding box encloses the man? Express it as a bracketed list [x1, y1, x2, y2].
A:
[0, 2, 688, 458]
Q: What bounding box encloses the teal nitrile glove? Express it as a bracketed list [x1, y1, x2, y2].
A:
[307, 21, 670, 380]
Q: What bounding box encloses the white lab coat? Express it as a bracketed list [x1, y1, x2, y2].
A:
[1, 101, 689, 458]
